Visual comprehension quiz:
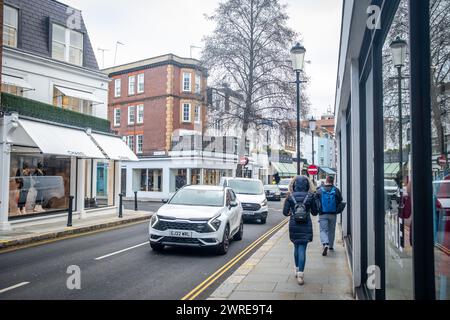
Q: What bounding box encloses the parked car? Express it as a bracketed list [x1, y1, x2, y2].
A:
[384, 179, 398, 196]
[433, 179, 450, 251]
[149, 185, 243, 255]
[264, 185, 281, 201]
[278, 178, 292, 198]
[221, 178, 268, 224]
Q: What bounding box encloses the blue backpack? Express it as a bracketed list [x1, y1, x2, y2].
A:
[321, 187, 337, 213]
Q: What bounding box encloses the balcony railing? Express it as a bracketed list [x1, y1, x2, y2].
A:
[0, 93, 111, 133]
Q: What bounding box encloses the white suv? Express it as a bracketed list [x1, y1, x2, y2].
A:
[221, 178, 268, 224]
[149, 185, 243, 255]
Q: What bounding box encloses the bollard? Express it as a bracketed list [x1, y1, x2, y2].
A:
[134, 191, 138, 211]
[67, 196, 74, 227]
[119, 193, 123, 218]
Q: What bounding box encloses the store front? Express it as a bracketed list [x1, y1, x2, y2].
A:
[335, 0, 448, 300]
[0, 114, 137, 229]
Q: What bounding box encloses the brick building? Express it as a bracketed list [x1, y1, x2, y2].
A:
[104, 55, 237, 200]
[104, 54, 208, 156]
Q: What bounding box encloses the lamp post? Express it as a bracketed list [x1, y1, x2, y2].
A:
[309, 116, 317, 183]
[291, 43, 306, 175]
[390, 36, 408, 249]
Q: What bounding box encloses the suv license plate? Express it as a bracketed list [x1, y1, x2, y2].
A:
[169, 230, 193, 238]
[244, 211, 255, 216]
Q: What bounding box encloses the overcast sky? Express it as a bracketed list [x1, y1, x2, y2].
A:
[61, 0, 342, 117]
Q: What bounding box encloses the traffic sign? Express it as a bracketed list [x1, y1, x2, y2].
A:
[307, 165, 319, 176]
[240, 156, 249, 166]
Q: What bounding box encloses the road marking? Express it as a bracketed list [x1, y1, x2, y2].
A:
[0, 220, 150, 255]
[95, 242, 148, 261]
[181, 218, 289, 301]
[0, 282, 30, 294]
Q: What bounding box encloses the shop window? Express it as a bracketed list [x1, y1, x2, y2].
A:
[9, 154, 71, 217]
[191, 169, 201, 185]
[382, 0, 413, 300]
[176, 169, 187, 190]
[429, 0, 450, 300]
[84, 160, 115, 209]
[136, 169, 163, 192]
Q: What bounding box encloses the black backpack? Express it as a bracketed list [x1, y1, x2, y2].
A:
[292, 194, 310, 224]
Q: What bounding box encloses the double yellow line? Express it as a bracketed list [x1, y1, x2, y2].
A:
[181, 218, 289, 301]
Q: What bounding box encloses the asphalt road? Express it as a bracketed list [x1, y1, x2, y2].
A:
[0, 201, 287, 300]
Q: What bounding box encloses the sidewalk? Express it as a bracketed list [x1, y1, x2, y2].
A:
[209, 218, 354, 300]
[0, 210, 152, 251]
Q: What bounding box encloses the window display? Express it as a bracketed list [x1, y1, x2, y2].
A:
[9, 154, 71, 217]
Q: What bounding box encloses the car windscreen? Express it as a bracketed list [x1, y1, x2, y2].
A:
[228, 180, 263, 195]
[279, 179, 291, 186]
[384, 180, 398, 188]
[169, 189, 224, 207]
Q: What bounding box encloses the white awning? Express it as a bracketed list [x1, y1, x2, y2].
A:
[91, 133, 139, 161]
[2, 74, 34, 90]
[55, 86, 103, 104]
[18, 119, 106, 159]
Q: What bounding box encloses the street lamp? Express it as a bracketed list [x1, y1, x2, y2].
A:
[390, 36, 407, 249]
[309, 116, 317, 183]
[291, 43, 306, 175]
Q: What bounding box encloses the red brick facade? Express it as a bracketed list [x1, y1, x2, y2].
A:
[104, 55, 207, 156]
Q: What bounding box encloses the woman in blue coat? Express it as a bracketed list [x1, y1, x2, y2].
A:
[283, 175, 318, 285]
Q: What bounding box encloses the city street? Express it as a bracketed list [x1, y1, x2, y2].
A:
[0, 201, 287, 300]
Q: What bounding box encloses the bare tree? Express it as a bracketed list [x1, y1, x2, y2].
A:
[201, 0, 310, 176]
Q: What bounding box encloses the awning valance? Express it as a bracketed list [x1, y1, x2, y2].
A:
[18, 119, 106, 159]
[272, 162, 287, 175]
[320, 167, 337, 175]
[55, 86, 103, 104]
[91, 133, 138, 161]
[283, 163, 298, 176]
[2, 74, 34, 90]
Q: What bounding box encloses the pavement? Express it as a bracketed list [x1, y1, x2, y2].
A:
[208, 216, 354, 300]
[0, 209, 152, 251]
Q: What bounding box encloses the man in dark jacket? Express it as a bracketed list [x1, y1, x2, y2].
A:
[317, 175, 343, 256]
[283, 176, 318, 285]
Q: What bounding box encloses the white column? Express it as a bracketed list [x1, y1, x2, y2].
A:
[114, 161, 121, 213]
[186, 168, 192, 185]
[76, 159, 86, 219]
[350, 59, 362, 289]
[340, 113, 348, 236]
[0, 130, 12, 231]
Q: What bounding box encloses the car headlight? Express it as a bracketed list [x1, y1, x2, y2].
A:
[150, 214, 159, 228]
[262, 199, 268, 207]
[208, 217, 222, 232]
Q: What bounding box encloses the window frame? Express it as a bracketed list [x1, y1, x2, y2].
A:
[136, 104, 144, 124]
[128, 75, 136, 95]
[136, 134, 144, 154]
[183, 72, 192, 92]
[195, 72, 202, 94]
[113, 108, 121, 127]
[194, 105, 201, 124]
[51, 23, 84, 66]
[182, 103, 191, 123]
[137, 74, 145, 94]
[114, 79, 121, 98]
[3, 5, 19, 48]
[128, 106, 135, 125]
[126, 135, 135, 152]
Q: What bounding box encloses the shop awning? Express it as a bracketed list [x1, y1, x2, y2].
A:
[2, 74, 34, 90]
[283, 163, 298, 176]
[320, 167, 337, 175]
[55, 86, 103, 104]
[272, 162, 288, 175]
[18, 119, 106, 159]
[91, 133, 139, 161]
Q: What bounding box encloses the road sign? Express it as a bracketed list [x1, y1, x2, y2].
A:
[307, 165, 319, 176]
[438, 155, 447, 167]
[240, 156, 249, 166]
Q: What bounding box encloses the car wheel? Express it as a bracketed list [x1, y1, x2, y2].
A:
[260, 217, 267, 224]
[150, 242, 165, 252]
[233, 219, 244, 241]
[216, 225, 230, 255]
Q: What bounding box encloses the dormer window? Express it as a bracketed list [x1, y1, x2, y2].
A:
[3, 6, 18, 47]
[52, 24, 84, 66]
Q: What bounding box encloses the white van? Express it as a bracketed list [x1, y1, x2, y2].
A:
[221, 178, 268, 224]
